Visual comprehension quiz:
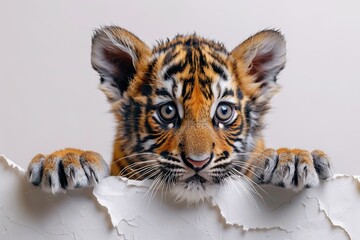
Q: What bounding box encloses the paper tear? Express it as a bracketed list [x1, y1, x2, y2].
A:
[316, 198, 351, 240]
[1, 154, 359, 240]
[333, 173, 360, 184]
[310, 175, 360, 239]
[0, 154, 25, 173]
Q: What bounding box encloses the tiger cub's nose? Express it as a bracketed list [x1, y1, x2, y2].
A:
[185, 155, 211, 169]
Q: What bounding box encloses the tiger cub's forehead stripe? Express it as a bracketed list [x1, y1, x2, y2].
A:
[157, 49, 229, 105]
[210, 62, 228, 81]
[153, 34, 228, 54]
[163, 61, 187, 80]
[148, 34, 241, 127]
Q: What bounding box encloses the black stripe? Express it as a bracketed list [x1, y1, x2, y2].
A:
[208, 51, 226, 66]
[80, 158, 91, 182]
[163, 50, 180, 65]
[141, 84, 153, 96]
[211, 62, 228, 80]
[213, 157, 228, 164]
[133, 102, 142, 133]
[171, 77, 178, 98]
[142, 97, 159, 142]
[228, 118, 244, 137]
[159, 151, 181, 162]
[186, 48, 194, 64]
[199, 77, 212, 100]
[160, 163, 183, 170]
[121, 98, 134, 136]
[224, 138, 240, 153]
[210, 162, 231, 170]
[141, 133, 161, 143]
[164, 61, 187, 78]
[154, 40, 183, 54]
[269, 154, 279, 183]
[58, 161, 68, 189]
[292, 156, 299, 186]
[213, 151, 230, 163]
[147, 134, 169, 151]
[155, 88, 172, 98]
[221, 88, 234, 98]
[237, 87, 243, 100]
[198, 50, 207, 74]
[167, 156, 181, 163]
[143, 57, 158, 82]
[90, 168, 99, 183]
[182, 79, 195, 102]
[244, 101, 252, 132]
[48, 175, 52, 187]
[185, 37, 200, 47]
[133, 101, 144, 152]
[160, 151, 170, 158]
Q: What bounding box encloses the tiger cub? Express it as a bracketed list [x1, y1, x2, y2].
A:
[27, 26, 331, 202]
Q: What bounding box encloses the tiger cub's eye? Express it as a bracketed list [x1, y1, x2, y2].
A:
[215, 103, 234, 123]
[159, 103, 177, 123]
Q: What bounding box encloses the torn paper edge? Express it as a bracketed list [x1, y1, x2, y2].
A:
[0, 154, 25, 173]
[1, 153, 359, 238]
[209, 198, 291, 233]
[93, 177, 154, 227]
[316, 198, 351, 240]
[333, 174, 360, 184]
[314, 174, 360, 240]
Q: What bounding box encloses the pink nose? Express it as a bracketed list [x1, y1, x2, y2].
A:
[186, 157, 210, 169]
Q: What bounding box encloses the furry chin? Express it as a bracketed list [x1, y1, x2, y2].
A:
[169, 182, 220, 204]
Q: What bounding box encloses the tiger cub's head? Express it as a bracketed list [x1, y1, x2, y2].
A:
[91, 26, 286, 202]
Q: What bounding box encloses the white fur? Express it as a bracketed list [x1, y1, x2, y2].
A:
[245, 34, 286, 82]
[210, 77, 237, 119]
[39, 158, 63, 194]
[170, 182, 220, 204]
[143, 139, 156, 151]
[91, 30, 139, 100]
[153, 72, 184, 120]
[28, 160, 43, 184]
[174, 85, 184, 119]
[243, 32, 286, 104]
[233, 140, 243, 150]
[295, 162, 320, 191]
[98, 80, 121, 101]
[104, 30, 137, 67]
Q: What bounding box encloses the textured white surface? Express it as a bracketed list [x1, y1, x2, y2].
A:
[1, 155, 359, 240]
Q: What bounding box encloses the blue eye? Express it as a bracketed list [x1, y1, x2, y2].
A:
[215, 103, 234, 123]
[159, 103, 177, 123]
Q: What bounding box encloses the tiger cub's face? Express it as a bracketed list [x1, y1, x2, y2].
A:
[91, 26, 286, 202]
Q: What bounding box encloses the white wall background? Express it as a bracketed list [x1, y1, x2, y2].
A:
[1, 0, 359, 176]
[1, 1, 359, 240]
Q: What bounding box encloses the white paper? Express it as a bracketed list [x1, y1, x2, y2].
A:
[1, 154, 359, 240]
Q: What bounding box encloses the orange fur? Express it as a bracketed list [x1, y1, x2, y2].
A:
[27, 27, 330, 198]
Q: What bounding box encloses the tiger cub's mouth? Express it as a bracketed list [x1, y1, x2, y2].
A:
[156, 152, 235, 203]
[185, 174, 207, 185]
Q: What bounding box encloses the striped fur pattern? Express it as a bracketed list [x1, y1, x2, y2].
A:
[27, 26, 331, 202]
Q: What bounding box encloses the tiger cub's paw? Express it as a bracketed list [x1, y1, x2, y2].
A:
[253, 148, 331, 191]
[27, 148, 109, 194]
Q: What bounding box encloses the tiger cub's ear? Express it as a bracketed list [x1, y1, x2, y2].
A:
[91, 26, 151, 102]
[231, 30, 286, 103]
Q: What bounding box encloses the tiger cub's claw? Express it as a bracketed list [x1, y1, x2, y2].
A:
[250, 148, 331, 191]
[27, 148, 109, 193]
